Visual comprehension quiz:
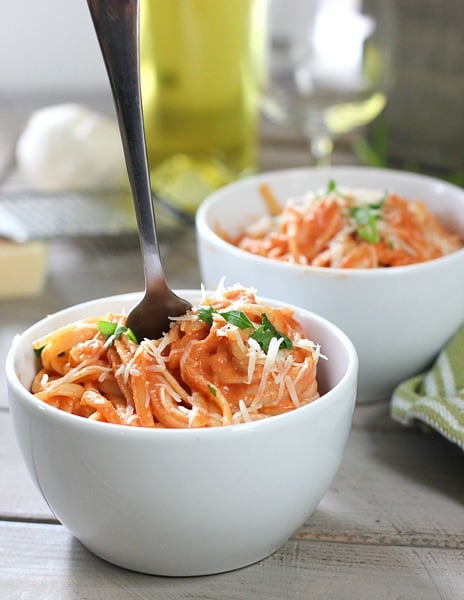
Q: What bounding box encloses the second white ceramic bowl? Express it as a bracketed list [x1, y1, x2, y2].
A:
[196, 167, 464, 403]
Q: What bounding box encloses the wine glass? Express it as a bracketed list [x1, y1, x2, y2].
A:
[261, 0, 395, 165]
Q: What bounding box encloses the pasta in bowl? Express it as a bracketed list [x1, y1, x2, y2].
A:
[196, 166, 464, 403]
[233, 182, 462, 268]
[6, 288, 357, 576]
[31, 285, 323, 428]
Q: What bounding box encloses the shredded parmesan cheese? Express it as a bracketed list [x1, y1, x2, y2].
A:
[284, 375, 300, 408]
[238, 399, 251, 423]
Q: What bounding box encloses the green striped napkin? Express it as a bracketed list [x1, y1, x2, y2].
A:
[391, 326, 464, 451]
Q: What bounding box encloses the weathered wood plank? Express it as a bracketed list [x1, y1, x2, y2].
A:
[0, 412, 54, 521]
[1, 520, 463, 600]
[299, 420, 464, 546]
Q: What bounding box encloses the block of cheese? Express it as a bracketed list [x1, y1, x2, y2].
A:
[0, 241, 48, 298]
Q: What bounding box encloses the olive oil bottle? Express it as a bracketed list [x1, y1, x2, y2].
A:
[140, 0, 266, 214]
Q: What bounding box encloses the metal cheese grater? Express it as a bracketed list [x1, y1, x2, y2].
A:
[0, 189, 193, 242]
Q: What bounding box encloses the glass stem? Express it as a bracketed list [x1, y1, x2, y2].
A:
[309, 135, 333, 167]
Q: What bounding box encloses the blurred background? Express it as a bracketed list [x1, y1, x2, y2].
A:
[1, 0, 463, 179]
[1, 1, 106, 96]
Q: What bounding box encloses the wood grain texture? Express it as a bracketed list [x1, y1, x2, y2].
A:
[0, 412, 54, 521]
[1, 521, 463, 600]
[305, 412, 464, 549]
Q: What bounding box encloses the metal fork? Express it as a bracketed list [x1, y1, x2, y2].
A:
[87, 0, 191, 341]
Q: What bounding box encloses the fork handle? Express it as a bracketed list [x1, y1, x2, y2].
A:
[86, 0, 165, 293]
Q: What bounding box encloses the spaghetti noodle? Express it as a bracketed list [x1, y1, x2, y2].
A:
[31, 285, 322, 428]
[230, 182, 463, 268]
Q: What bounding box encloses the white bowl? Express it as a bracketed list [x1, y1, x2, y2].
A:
[196, 167, 464, 403]
[6, 291, 357, 576]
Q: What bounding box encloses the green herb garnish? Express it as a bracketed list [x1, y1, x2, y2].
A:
[327, 179, 337, 193]
[197, 306, 292, 353]
[208, 384, 217, 396]
[34, 345, 45, 358]
[197, 306, 253, 330]
[250, 313, 293, 352]
[98, 320, 138, 344]
[197, 305, 216, 326]
[349, 194, 386, 244]
[219, 310, 253, 330]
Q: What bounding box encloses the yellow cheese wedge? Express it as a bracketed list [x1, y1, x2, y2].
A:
[0, 241, 48, 298]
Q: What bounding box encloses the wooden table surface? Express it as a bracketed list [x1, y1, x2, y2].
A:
[1, 98, 463, 599]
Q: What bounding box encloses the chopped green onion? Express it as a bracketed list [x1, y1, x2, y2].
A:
[208, 384, 217, 396]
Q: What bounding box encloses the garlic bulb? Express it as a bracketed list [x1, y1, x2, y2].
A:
[16, 103, 126, 191]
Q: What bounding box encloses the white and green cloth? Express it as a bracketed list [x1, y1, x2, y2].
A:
[391, 326, 464, 451]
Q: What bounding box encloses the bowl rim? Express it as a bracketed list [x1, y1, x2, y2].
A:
[6, 290, 358, 440]
[196, 166, 464, 278]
